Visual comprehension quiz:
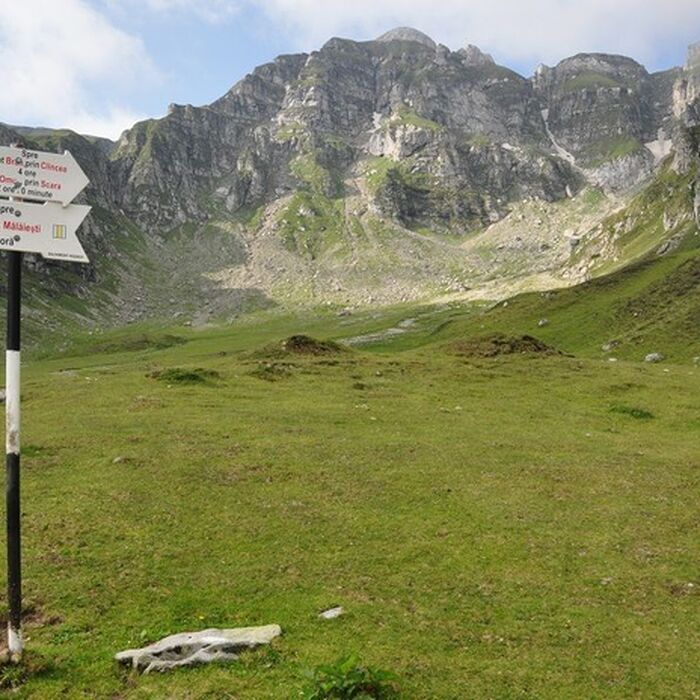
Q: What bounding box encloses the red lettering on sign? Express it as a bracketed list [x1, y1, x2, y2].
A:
[41, 162, 67, 173]
[3, 221, 41, 234]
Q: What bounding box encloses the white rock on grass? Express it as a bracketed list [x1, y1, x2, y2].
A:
[115, 625, 281, 673]
[319, 607, 344, 620]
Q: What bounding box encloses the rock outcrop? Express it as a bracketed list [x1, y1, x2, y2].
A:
[115, 625, 282, 673]
[532, 53, 682, 189]
[376, 27, 437, 49]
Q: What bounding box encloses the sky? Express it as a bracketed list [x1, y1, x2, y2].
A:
[0, 0, 698, 140]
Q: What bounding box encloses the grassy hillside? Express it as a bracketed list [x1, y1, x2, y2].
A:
[571, 164, 698, 279]
[424, 246, 700, 363]
[0, 291, 698, 697]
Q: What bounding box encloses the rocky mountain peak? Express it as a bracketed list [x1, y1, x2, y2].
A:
[458, 44, 495, 66]
[674, 43, 700, 125]
[553, 52, 647, 81]
[688, 42, 700, 69]
[375, 27, 436, 50]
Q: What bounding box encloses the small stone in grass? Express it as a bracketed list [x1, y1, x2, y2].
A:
[319, 607, 344, 620]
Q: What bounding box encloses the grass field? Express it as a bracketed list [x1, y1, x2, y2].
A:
[0, 283, 698, 698]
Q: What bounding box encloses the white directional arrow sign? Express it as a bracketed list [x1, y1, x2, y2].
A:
[0, 200, 90, 263]
[0, 146, 89, 205]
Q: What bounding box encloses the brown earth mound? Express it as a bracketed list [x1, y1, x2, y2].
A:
[448, 333, 563, 358]
[251, 335, 346, 360]
[281, 335, 344, 355]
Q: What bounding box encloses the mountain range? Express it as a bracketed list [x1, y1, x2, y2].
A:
[1, 28, 699, 338]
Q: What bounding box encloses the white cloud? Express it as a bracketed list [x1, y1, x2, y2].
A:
[132, 0, 240, 23]
[0, 0, 157, 139]
[249, 0, 700, 70]
[55, 108, 149, 142]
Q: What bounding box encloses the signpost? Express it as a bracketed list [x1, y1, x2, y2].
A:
[2, 143, 90, 661]
[0, 146, 89, 205]
[0, 201, 90, 263]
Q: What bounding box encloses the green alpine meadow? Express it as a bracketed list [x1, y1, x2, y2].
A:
[3, 234, 700, 696]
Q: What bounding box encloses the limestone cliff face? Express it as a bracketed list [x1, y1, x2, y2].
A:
[111, 33, 581, 234]
[533, 54, 655, 150]
[110, 53, 308, 228]
[109, 36, 697, 235]
[674, 43, 700, 122]
[531, 53, 684, 190]
[672, 44, 700, 226]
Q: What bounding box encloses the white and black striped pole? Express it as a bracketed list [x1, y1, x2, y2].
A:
[4, 139, 25, 662]
[5, 248, 22, 661]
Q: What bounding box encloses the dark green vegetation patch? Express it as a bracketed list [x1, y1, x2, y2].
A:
[303, 655, 399, 699]
[609, 404, 655, 420]
[148, 367, 221, 384]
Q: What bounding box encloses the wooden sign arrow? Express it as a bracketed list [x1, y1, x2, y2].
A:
[0, 200, 90, 263]
[0, 146, 89, 205]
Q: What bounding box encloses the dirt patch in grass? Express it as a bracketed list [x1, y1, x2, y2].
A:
[446, 334, 564, 358]
[667, 581, 698, 597]
[0, 601, 62, 630]
[148, 367, 221, 384]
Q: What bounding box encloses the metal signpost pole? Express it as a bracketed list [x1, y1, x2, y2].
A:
[5, 140, 24, 659]
[5, 249, 22, 660]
